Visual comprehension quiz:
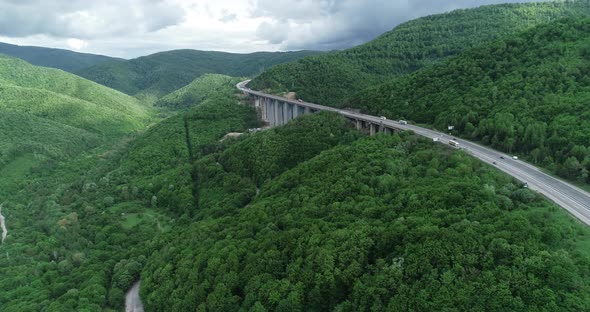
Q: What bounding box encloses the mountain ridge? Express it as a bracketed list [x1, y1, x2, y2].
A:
[77, 49, 323, 99]
[0, 41, 119, 72]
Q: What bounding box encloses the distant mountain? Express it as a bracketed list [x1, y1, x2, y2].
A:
[249, 1, 590, 105]
[76, 49, 322, 99]
[350, 17, 590, 184]
[0, 41, 118, 72]
[0, 55, 151, 169]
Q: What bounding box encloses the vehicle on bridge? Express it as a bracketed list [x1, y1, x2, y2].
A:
[380, 116, 387, 120]
[449, 140, 460, 147]
[399, 120, 408, 125]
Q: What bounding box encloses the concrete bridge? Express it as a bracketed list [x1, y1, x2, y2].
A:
[238, 80, 397, 136]
[237, 80, 590, 226]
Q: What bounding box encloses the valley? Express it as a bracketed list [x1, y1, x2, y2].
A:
[0, 1, 589, 311]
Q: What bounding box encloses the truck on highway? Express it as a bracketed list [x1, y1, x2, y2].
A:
[449, 140, 460, 147]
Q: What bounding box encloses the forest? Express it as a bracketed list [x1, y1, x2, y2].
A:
[2, 72, 588, 311]
[0, 75, 259, 311]
[249, 0, 590, 105]
[140, 111, 590, 311]
[349, 17, 590, 184]
[0, 55, 151, 171]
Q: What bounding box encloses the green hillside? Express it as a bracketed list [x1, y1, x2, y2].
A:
[350, 17, 590, 184]
[76, 49, 322, 99]
[249, 1, 590, 105]
[1, 71, 588, 311]
[141, 113, 590, 311]
[0, 111, 100, 169]
[0, 41, 118, 72]
[0, 55, 150, 135]
[0, 55, 152, 179]
[0, 75, 259, 311]
[155, 74, 240, 110]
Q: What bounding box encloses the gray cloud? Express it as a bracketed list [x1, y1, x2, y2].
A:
[253, 0, 546, 51]
[0, 0, 550, 58]
[0, 0, 185, 39]
[256, 21, 290, 44]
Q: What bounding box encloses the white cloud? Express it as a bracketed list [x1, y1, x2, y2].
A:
[66, 38, 88, 50]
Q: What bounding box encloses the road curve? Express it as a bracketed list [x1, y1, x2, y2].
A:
[238, 80, 590, 226]
[125, 281, 144, 312]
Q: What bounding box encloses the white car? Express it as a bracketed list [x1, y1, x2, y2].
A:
[380, 116, 387, 120]
[512, 156, 519, 160]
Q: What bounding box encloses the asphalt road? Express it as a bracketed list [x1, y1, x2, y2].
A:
[238, 80, 590, 226]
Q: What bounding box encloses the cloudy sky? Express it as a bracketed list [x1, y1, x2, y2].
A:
[0, 0, 542, 58]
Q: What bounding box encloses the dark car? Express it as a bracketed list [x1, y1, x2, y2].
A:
[500, 156, 505, 159]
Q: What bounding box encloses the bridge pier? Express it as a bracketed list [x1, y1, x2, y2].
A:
[284, 103, 288, 123]
[370, 123, 376, 136]
[274, 100, 280, 126]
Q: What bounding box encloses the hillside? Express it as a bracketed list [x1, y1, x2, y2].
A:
[0, 75, 259, 311]
[141, 113, 590, 311]
[0, 55, 151, 177]
[0, 71, 588, 311]
[0, 41, 118, 72]
[155, 74, 240, 110]
[349, 17, 590, 185]
[249, 1, 590, 105]
[0, 55, 150, 135]
[76, 49, 322, 99]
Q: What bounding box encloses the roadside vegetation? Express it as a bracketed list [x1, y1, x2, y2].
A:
[350, 17, 590, 184]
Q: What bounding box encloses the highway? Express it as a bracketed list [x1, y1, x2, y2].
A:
[238, 80, 590, 226]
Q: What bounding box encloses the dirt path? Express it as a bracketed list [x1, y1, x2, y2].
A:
[0, 204, 6, 244]
[125, 281, 144, 312]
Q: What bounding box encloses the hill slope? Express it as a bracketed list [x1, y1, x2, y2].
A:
[0, 55, 151, 173]
[0, 41, 118, 72]
[77, 50, 322, 98]
[0, 70, 588, 311]
[155, 74, 240, 110]
[141, 113, 590, 311]
[0, 75, 259, 311]
[0, 55, 150, 134]
[249, 1, 590, 105]
[350, 17, 590, 184]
